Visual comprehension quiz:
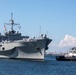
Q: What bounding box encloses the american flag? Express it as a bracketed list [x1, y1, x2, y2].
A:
[4, 25, 7, 31]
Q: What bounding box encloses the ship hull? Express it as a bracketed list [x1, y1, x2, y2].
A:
[0, 38, 52, 60]
[56, 56, 76, 61]
[0, 48, 45, 60]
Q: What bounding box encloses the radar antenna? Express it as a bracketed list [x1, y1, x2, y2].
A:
[4, 13, 20, 31]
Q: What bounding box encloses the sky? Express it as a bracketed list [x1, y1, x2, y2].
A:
[0, 0, 76, 53]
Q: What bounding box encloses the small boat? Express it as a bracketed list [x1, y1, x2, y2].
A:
[56, 47, 76, 61]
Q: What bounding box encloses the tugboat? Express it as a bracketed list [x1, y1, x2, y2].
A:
[56, 47, 76, 61]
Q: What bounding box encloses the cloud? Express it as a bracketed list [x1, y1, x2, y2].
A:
[58, 35, 76, 47]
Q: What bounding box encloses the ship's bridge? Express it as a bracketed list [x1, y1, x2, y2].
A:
[5, 30, 21, 36]
[4, 30, 29, 41]
[69, 47, 76, 53]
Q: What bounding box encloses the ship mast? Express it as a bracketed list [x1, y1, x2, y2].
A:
[11, 13, 14, 31]
[4, 13, 20, 31]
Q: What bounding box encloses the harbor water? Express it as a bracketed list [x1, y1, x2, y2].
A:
[0, 55, 76, 75]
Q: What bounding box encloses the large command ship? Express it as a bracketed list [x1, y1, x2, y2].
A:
[0, 13, 52, 60]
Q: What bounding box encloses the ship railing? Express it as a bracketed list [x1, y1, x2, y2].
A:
[23, 38, 37, 42]
[31, 34, 48, 40]
[1, 40, 14, 43]
[22, 34, 48, 42]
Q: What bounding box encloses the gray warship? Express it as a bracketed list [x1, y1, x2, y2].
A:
[0, 13, 52, 60]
